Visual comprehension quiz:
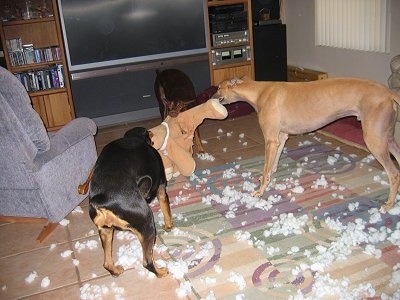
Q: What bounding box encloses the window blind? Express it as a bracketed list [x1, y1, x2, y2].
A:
[315, 0, 390, 53]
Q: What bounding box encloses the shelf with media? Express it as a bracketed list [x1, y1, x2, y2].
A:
[0, 0, 75, 131]
[5, 37, 65, 92]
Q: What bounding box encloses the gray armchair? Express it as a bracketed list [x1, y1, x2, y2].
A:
[0, 66, 97, 241]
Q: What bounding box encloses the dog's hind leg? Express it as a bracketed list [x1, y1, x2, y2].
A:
[363, 118, 400, 212]
[157, 184, 173, 231]
[389, 137, 400, 167]
[136, 212, 169, 278]
[98, 226, 124, 276]
[92, 207, 127, 276]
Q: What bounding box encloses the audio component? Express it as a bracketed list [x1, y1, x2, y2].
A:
[212, 30, 249, 47]
[209, 4, 248, 34]
[212, 45, 251, 66]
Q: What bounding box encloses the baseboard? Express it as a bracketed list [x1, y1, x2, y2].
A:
[93, 107, 160, 128]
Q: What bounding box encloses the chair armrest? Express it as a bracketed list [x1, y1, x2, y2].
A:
[33, 118, 97, 167]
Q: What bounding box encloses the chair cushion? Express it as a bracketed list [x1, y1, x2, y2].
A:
[0, 67, 50, 153]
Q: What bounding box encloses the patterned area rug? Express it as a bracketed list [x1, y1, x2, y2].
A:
[153, 132, 400, 299]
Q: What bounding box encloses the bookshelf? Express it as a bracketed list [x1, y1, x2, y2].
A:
[0, 0, 75, 131]
[206, 0, 255, 85]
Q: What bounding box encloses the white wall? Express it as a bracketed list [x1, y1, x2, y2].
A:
[283, 0, 400, 85]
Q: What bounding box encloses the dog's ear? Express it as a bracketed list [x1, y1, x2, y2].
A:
[148, 130, 154, 146]
[137, 175, 152, 199]
[124, 127, 147, 138]
[124, 127, 153, 146]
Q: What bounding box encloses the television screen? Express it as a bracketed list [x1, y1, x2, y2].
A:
[58, 0, 208, 71]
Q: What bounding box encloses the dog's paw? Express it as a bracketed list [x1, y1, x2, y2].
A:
[164, 224, 173, 232]
[156, 267, 169, 278]
[105, 264, 125, 277]
[379, 204, 391, 214]
[251, 190, 262, 198]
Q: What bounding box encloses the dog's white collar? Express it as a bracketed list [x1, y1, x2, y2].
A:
[159, 121, 169, 152]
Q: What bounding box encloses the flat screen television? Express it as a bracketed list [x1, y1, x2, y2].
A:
[58, 0, 208, 72]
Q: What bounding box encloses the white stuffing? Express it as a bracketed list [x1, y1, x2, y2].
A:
[361, 154, 376, 163]
[368, 208, 382, 224]
[228, 272, 246, 291]
[25, 271, 38, 284]
[363, 244, 382, 259]
[40, 277, 50, 288]
[80, 282, 125, 299]
[327, 154, 339, 166]
[263, 213, 308, 237]
[214, 265, 223, 273]
[176, 281, 192, 298]
[167, 259, 189, 280]
[72, 206, 84, 214]
[75, 240, 98, 253]
[59, 219, 70, 226]
[234, 230, 253, 246]
[201, 276, 217, 285]
[311, 175, 329, 189]
[348, 202, 359, 212]
[60, 250, 73, 258]
[266, 246, 280, 256]
[115, 239, 143, 270]
[298, 140, 313, 146]
[174, 192, 191, 205]
[202, 290, 217, 300]
[166, 227, 201, 243]
[390, 264, 400, 285]
[197, 152, 216, 161]
[72, 259, 80, 266]
[223, 167, 238, 179]
[310, 273, 376, 299]
[288, 246, 300, 255]
[291, 185, 305, 194]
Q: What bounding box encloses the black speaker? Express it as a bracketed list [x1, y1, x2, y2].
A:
[253, 24, 287, 81]
[251, 0, 280, 25]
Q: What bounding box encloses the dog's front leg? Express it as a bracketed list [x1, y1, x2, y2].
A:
[193, 129, 205, 153]
[272, 133, 288, 173]
[252, 138, 281, 198]
[157, 185, 173, 231]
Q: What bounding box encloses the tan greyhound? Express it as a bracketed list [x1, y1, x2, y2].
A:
[214, 77, 400, 212]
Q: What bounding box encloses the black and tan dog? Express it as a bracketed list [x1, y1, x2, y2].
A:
[154, 68, 205, 153]
[88, 127, 173, 277]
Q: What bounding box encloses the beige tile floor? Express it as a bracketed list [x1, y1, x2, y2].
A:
[0, 112, 371, 299]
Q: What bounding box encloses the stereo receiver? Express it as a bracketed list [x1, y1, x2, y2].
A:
[212, 30, 249, 47]
[212, 45, 251, 66]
